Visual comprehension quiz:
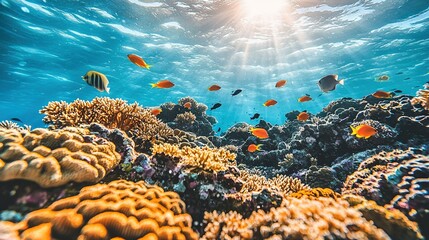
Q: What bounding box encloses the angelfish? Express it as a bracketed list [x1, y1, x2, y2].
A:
[318, 74, 344, 93]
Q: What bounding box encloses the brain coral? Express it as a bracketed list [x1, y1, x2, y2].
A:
[0, 180, 198, 240]
[0, 127, 120, 188]
[342, 148, 429, 238]
[39, 97, 174, 141]
[151, 143, 236, 172]
[202, 197, 390, 240]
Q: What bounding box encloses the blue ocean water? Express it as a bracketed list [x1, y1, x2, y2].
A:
[1, 0, 428, 132]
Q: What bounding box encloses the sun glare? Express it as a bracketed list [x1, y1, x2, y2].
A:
[240, 0, 287, 18]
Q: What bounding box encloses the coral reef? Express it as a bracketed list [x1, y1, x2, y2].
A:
[202, 197, 390, 240]
[158, 97, 217, 136]
[342, 148, 429, 238]
[0, 180, 199, 240]
[0, 127, 121, 187]
[411, 83, 429, 110]
[39, 97, 174, 143]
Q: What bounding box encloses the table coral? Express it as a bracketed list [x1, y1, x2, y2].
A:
[39, 97, 174, 142]
[202, 197, 390, 240]
[0, 180, 199, 240]
[0, 127, 120, 188]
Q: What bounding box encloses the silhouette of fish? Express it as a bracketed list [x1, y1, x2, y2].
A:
[210, 103, 222, 110]
[396, 72, 403, 75]
[10, 118, 23, 123]
[250, 113, 260, 120]
[217, 127, 221, 132]
[232, 89, 242, 96]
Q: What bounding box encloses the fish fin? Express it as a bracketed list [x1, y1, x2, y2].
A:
[146, 64, 151, 70]
[334, 74, 338, 80]
[150, 83, 157, 88]
[338, 79, 345, 85]
[365, 135, 371, 139]
[257, 144, 263, 150]
[350, 126, 357, 135]
[106, 87, 110, 94]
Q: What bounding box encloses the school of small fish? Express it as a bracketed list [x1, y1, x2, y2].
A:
[78, 53, 404, 149]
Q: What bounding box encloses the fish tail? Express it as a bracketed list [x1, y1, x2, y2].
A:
[150, 83, 157, 88]
[350, 125, 357, 135]
[105, 87, 110, 94]
[146, 64, 151, 70]
[257, 144, 263, 150]
[338, 79, 345, 85]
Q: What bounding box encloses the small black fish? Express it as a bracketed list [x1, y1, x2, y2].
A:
[217, 127, 221, 132]
[396, 72, 403, 75]
[231, 89, 242, 96]
[10, 118, 23, 123]
[404, 77, 411, 80]
[393, 90, 403, 93]
[250, 113, 260, 120]
[305, 93, 311, 96]
[210, 103, 222, 110]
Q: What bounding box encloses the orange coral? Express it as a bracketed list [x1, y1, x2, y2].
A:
[0, 127, 120, 187]
[289, 188, 340, 199]
[151, 143, 236, 172]
[0, 180, 198, 240]
[202, 197, 390, 240]
[39, 97, 174, 141]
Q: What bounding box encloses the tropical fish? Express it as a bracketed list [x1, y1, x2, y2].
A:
[150, 80, 174, 88]
[375, 75, 389, 82]
[318, 74, 344, 93]
[210, 103, 222, 110]
[82, 71, 110, 93]
[298, 95, 312, 102]
[127, 54, 151, 69]
[183, 102, 192, 109]
[404, 77, 410, 80]
[208, 84, 221, 91]
[372, 90, 392, 99]
[275, 80, 287, 88]
[248, 144, 263, 153]
[396, 72, 403, 75]
[217, 127, 221, 132]
[10, 118, 23, 123]
[151, 108, 162, 116]
[250, 127, 269, 139]
[392, 89, 402, 93]
[232, 89, 242, 96]
[250, 113, 260, 120]
[263, 99, 277, 107]
[297, 111, 309, 122]
[351, 124, 377, 139]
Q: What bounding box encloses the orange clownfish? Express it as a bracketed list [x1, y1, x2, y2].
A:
[250, 127, 269, 139]
[208, 84, 221, 91]
[275, 80, 287, 88]
[372, 90, 392, 99]
[127, 54, 151, 69]
[297, 111, 309, 122]
[298, 95, 312, 102]
[183, 102, 192, 109]
[351, 124, 377, 139]
[248, 144, 263, 153]
[150, 80, 175, 88]
[263, 99, 277, 107]
[151, 108, 162, 116]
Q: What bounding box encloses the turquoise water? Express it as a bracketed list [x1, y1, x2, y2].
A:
[1, 0, 428, 131]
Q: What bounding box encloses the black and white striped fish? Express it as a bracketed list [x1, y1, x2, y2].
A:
[82, 71, 110, 93]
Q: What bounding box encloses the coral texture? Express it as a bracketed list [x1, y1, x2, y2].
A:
[202, 197, 390, 240]
[0, 127, 120, 187]
[151, 143, 236, 172]
[411, 83, 429, 110]
[39, 97, 174, 141]
[342, 148, 429, 238]
[0, 180, 198, 240]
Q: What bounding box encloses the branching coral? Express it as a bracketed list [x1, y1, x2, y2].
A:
[411, 83, 429, 110]
[289, 188, 340, 199]
[175, 112, 197, 125]
[151, 143, 236, 172]
[39, 97, 174, 141]
[0, 180, 199, 240]
[0, 127, 120, 187]
[202, 197, 390, 240]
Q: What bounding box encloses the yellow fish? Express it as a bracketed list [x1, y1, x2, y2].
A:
[82, 71, 110, 93]
[351, 124, 377, 139]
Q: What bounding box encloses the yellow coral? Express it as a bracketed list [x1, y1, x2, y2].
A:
[152, 143, 236, 172]
[39, 97, 174, 141]
[0, 128, 120, 187]
[202, 197, 390, 240]
[1, 180, 199, 240]
[289, 188, 340, 199]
